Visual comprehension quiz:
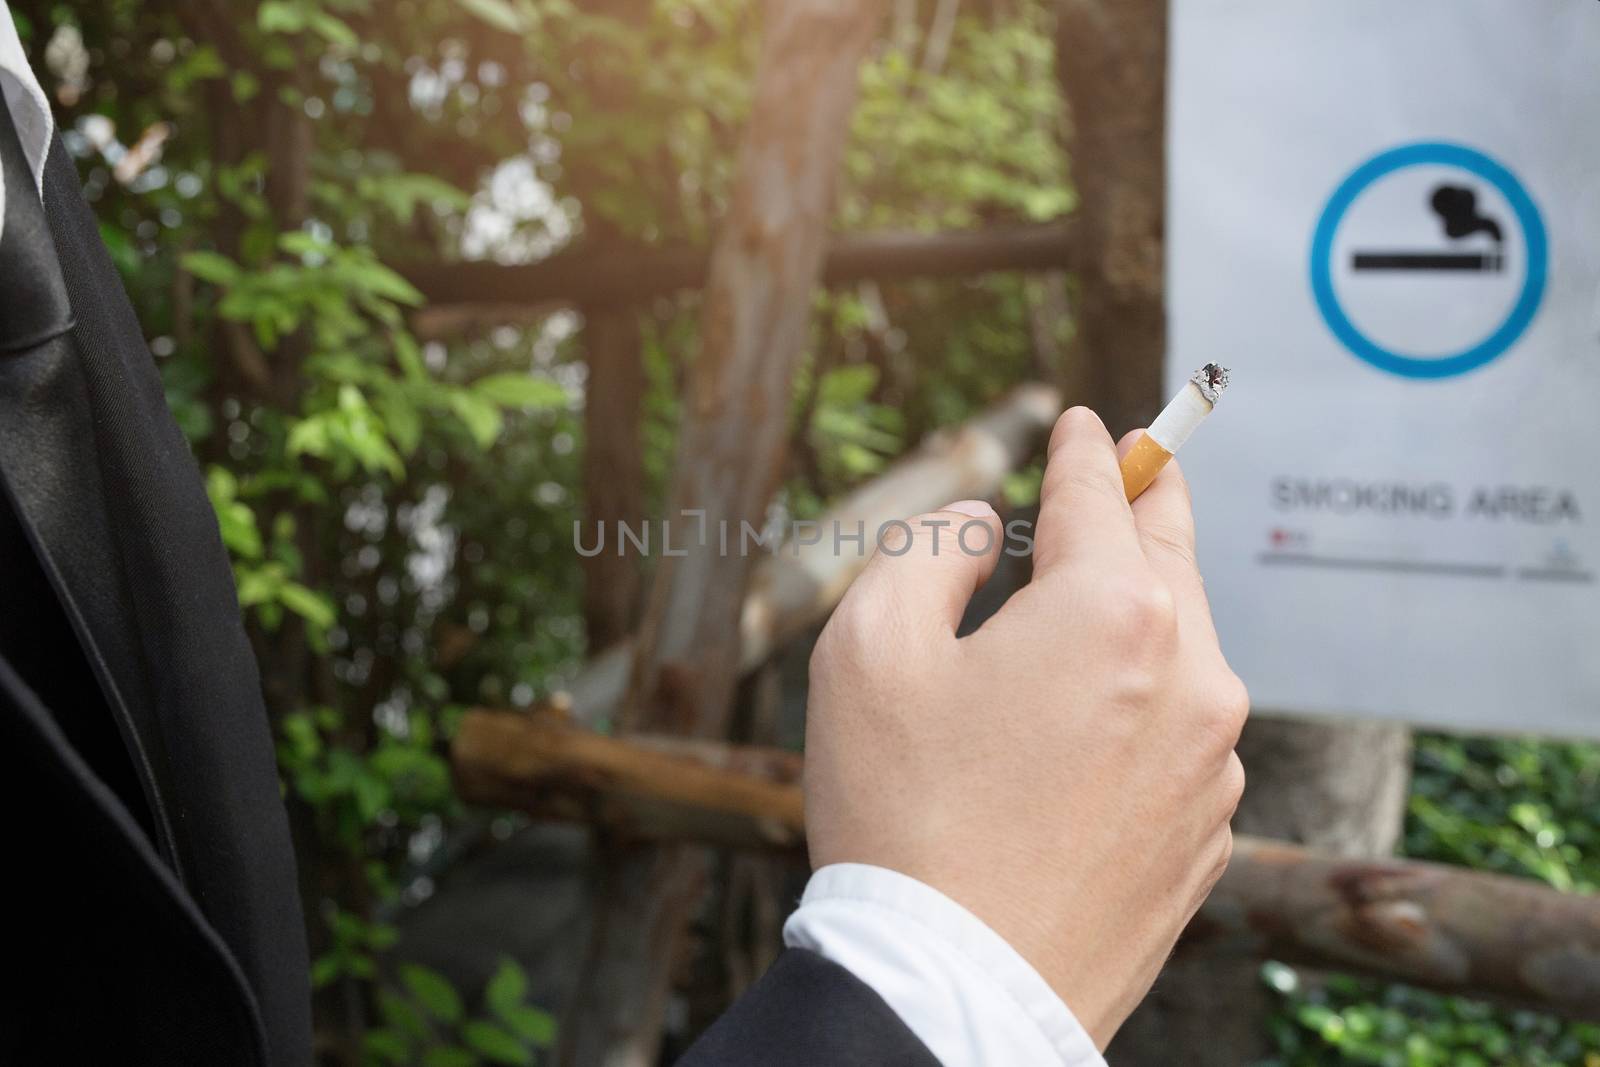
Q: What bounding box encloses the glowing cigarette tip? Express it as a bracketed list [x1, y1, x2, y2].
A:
[1120, 364, 1232, 502]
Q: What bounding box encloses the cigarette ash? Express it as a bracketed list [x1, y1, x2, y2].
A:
[1191, 363, 1231, 405]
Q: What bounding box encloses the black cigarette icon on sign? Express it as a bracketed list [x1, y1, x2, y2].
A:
[1351, 183, 1505, 274]
[1352, 250, 1504, 272]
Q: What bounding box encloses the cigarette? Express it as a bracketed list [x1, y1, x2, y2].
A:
[1119, 363, 1230, 502]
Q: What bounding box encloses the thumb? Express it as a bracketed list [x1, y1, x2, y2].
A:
[848, 501, 1005, 638]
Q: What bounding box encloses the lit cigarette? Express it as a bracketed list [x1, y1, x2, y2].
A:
[1119, 363, 1230, 502]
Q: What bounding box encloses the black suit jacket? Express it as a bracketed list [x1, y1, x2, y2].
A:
[0, 104, 939, 1067]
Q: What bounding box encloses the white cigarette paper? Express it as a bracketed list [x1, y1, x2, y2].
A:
[1120, 364, 1230, 502]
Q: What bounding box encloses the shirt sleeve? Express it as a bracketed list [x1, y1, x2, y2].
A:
[783, 863, 1107, 1067]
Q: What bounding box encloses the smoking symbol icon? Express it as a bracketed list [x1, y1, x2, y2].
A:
[1351, 184, 1506, 274]
[1310, 141, 1548, 379]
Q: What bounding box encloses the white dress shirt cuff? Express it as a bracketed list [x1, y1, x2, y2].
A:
[783, 863, 1106, 1067]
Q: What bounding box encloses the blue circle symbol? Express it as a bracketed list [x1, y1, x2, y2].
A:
[1310, 142, 1547, 379]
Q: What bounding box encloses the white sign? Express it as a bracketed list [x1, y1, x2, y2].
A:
[1168, 0, 1600, 737]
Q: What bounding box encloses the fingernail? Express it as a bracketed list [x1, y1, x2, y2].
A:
[942, 499, 995, 518]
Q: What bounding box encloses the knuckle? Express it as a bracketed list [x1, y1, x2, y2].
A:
[1044, 459, 1122, 511]
[1213, 828, 1236, 880]
[1138, 519, 1197, 568]
[1219, 672, 1252, 732]
[815, 592, 879, 670]
[873, 519, 917, 557]
[809, 621, 844, 682]
[877, 513, 973, 562]
[909, 513, 984, 559]
[1197, 671, 1251, 749]
[1124, 669, 1163, 707]
[815, 584, 921, 691]
[1102, 577, 1177, 639]
[1220, 751, 1246, 812]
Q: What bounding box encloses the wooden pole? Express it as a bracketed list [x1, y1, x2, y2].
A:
[1052, 0, 1166, 433]
[578, 306, 647, 652]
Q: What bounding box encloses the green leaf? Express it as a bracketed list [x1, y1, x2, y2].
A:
[278, 582, 337, 630]
[460, 0, 526, 34]
[257, 1, 306, 34]
[393, 333, 427, 383]
[235, 562, 286, 610]
[231, 71, 260, 103]
[484, 958, 529, 1019]
[421, 1048, 476, 1067]
[366, 923, 400, 950]
[307, 10, 358, 47]
[345, 259, 425, 307]
[1002, 466, 1043, 509]
[310, 952, 343, 989]
[817, 364, 880, 407]
[462, 1021, 533, 1066]
[351, 770, 389, 823]
[214, 497, 265, 560]
[498, 1005, 556, 1047]
[169, 45, 227, 91]
[447, 391, 505, 449]
[181, 251, 241, 286]
[373, 381, 423, 455]
[400, 964, 463, 1024]
[286, 416, 331, 460]
[279, 230, 331, 259]
[377, 990, 429, 1040]
[471, 373, 567, 410]
[363, 1029, 410, 1064]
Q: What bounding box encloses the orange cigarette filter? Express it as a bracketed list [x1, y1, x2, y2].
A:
[1120, 364, 1230, 502]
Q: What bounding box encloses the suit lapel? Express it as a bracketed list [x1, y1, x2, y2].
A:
[31, 130, 316, 1061]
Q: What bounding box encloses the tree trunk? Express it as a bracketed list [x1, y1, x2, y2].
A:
[559, 3, 890, 1063]
[1052, 0, 1167, 435]
[1050, 5, 1415, 1062]
[570, 6, 653, 654]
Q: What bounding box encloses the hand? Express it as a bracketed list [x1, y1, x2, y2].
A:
[802, 406, 1248, 1049]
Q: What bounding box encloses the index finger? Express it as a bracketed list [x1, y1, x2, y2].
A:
[1032, 407, 1145, 577]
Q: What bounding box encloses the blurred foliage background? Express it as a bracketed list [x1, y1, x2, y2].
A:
[1266, 736, 1600, 1067]
[8, 1, 1597, 1064]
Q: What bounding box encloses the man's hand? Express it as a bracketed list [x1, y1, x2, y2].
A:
[803, 406, 1248, 1050]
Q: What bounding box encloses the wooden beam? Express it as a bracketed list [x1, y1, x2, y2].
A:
[453, 708, 805, 851]
[452, 711, 1600, 1023]
[402, 222, 1078, 313]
